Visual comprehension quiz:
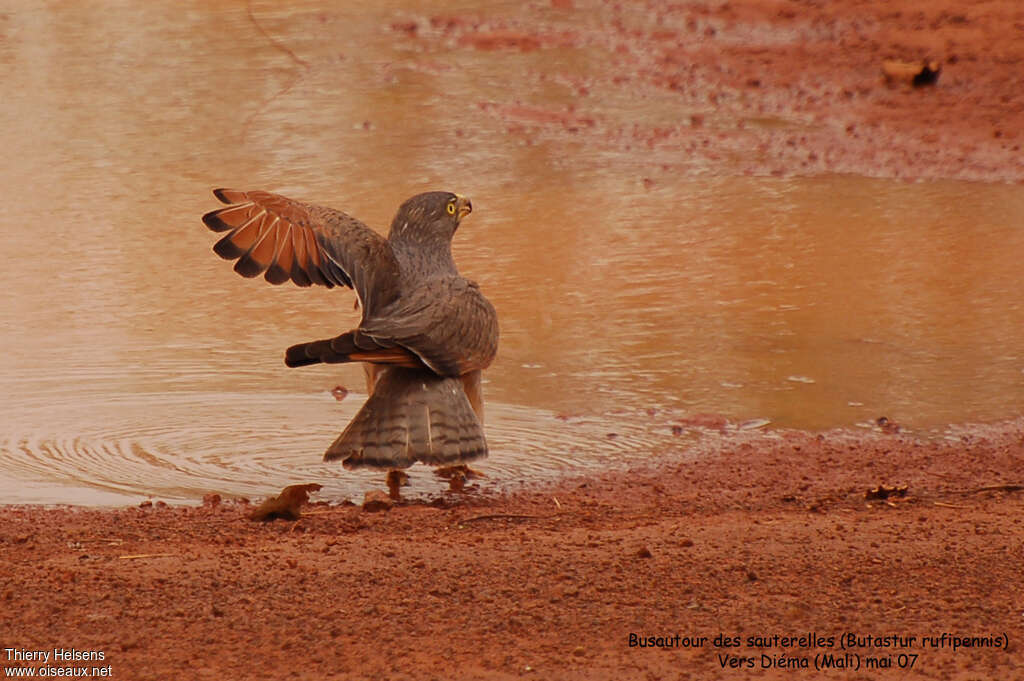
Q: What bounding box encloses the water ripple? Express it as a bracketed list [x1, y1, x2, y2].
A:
[0, 391, 683, 506]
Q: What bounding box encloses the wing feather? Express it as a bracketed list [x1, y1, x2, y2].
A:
[264, 223, 294, 285]
[203, 202, 258, 231]
[288, 226, 313, 287]
[202, 188, 402, 312]
[212, 188, 249, 204]
[212, 211, 264, 259]
[234, 214, 280, 278]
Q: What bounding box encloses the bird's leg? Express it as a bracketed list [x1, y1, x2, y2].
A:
[386, 470, 408, 500]
[363, 363, 382, 396]
[356, 296, 378, 397]
[460, 370, 485, 425]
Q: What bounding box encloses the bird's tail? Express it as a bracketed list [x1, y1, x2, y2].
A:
[325, 367, 488, 470]
[285, 331, 421, 368]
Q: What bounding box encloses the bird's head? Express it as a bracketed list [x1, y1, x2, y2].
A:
[390, 191, 472, 243]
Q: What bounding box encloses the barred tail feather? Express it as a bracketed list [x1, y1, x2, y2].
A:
[325, 367, 488, 469]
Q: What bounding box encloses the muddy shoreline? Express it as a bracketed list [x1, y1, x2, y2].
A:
[4, 0, 1024, 679]
[415, 0, 1024, 183]
[3, 422, 1023, 679]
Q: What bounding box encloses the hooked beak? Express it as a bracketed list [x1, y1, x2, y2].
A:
[455, 195, 473, 221]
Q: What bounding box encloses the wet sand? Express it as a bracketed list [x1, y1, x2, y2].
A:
[4, 0, 1024, 679]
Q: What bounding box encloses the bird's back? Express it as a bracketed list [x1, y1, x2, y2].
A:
[361, 275, 498, 377]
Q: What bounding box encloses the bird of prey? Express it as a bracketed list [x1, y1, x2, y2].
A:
[201, 189, 499, 471]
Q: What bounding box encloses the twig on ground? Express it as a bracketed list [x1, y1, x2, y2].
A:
[955, 484, 1024, 495]
[460, 513, 556, 524]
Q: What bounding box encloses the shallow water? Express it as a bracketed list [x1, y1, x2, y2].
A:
[2, 3, 1023, 504]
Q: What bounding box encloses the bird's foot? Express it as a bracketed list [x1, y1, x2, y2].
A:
[434, 465, 484, 493]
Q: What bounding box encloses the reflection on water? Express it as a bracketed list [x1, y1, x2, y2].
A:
[1, 2, 1023, 504]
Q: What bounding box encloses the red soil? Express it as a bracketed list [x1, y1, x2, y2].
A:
[4, 423, 1023, 680]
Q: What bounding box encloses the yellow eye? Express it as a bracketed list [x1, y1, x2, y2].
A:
[446, 201, 456, 215]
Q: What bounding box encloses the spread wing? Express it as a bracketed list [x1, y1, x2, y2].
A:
[201, 189, 401, 313]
